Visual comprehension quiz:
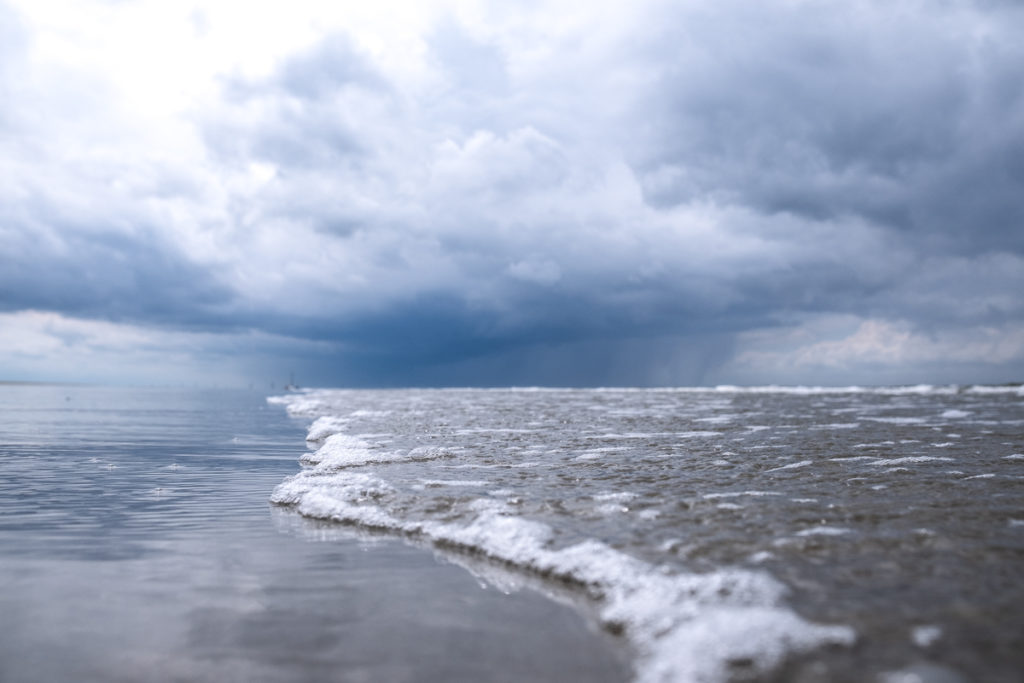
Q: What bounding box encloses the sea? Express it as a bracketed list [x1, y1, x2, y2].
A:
[1, 383, 1022, 682]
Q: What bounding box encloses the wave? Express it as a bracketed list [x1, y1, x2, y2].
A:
[268, 391, 856, 683]
[272, 383, 1023, 399]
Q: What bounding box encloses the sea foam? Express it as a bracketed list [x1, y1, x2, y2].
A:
[272, 470, 854, 683]
[269, 391, 856, 683]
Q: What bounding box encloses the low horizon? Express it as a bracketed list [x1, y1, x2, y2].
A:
[4, 379, 1022, 392]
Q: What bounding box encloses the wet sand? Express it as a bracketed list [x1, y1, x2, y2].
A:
[0, 385, 630, 682]
[0, 507, 630, 683]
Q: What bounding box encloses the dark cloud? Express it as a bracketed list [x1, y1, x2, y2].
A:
[630, 1, 1024, 255]
[3, 1, 1023, 386]
[0, 207, 233, 328]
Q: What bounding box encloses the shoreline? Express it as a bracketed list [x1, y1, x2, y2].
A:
[0, 384, 631, 683]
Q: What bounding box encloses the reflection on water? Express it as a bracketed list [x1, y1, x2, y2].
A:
[0, 385, 629, 683]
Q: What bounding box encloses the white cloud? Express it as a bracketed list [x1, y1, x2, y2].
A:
[723, 316, 1024, 385]
[0, 311, 330, 385]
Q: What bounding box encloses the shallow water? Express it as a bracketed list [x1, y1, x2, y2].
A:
[271, 386, 1024, 682]
[0, 385, 628, 682]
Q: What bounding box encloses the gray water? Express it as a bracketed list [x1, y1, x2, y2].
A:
[0, 384, 628, 682]
[271, 386, 1024, 682]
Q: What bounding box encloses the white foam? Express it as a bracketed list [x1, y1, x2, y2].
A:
[273, 477, 851, 682]
[964, 384, 1024, 395]
[488, 488, 515, 497]
[305, 416, 350, 443]
[590, 432, 673, 439]
[912, 625, 942, 648]
[961, 473, 995, 480]
[940, 409, 972, 419]
[864, 416, 928, 425]
[703, 491, 781, 500]
[796, 526, 852, 537]
[1004, 454, 1024, 460]
[269, 391, 857, 682]
[869, 456, 954, 466]
[268, 393, 325, 417]
[766, 460, 813, 473]
[594, 492, 638, 502]
[575, 447, 628, 461]
[301, 433, 378, 467]
[712, 384, 959, 395]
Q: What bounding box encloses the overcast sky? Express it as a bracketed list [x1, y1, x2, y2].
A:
[2, 0, 1022, 387]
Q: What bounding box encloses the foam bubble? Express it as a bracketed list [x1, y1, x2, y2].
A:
[596, 503, 630, 515]
[594, 492, 638, 503]
[912, 625, 943, 648]
[766, 460, 813, 473]
[268, 393, 325, 417]
[695, 415, 737, 424]
[272, 469, 852, 683]
[965, 384, 1024, 395]
[870, 456, 955, 466]
[703, 491, 781, 500]
[269, 390, 860, 682]
[796, 526, 852, 537]
[305, 416, 350, 443]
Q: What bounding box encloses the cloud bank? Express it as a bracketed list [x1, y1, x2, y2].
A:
[1, 0, 1022, 386]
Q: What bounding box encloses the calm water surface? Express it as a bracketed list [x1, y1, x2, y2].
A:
[0, 385, 628, 683]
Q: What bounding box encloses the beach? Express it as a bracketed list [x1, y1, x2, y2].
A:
[2, 382, 1022, 682]
[0, 384, 629, 682]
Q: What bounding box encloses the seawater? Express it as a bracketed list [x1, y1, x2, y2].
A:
[0, 384, 627, 682]
[270, 386, 1024, 683]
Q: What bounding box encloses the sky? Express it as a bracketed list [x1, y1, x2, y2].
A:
[1, 0, 1023, 388]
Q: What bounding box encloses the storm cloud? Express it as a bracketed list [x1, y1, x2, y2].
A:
[1, 0, 1022, 386]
